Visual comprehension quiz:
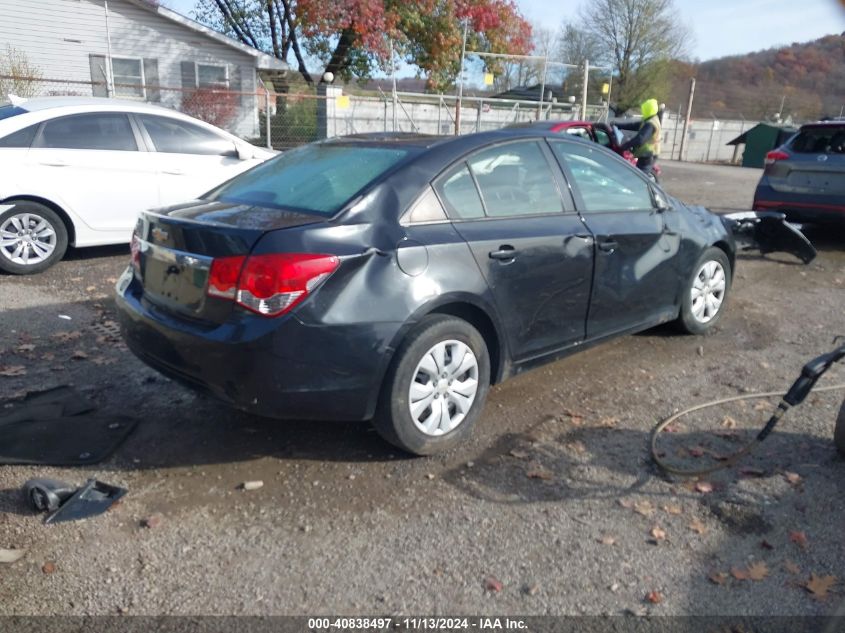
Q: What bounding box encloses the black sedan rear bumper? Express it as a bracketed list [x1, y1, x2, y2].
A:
[115, 268, 396, 422]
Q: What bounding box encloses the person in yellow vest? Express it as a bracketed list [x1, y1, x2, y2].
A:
[619, 98, 662, 178]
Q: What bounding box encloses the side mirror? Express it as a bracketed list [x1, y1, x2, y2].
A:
[235, 143, 255, 160]
[652, 186, 671, 213]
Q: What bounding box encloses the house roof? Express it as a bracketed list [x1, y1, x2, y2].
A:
[123, 0, 288, 71]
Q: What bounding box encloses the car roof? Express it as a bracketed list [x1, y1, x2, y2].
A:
[10, 96, 179, 113]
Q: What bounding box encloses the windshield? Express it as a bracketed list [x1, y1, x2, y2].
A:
[209, 143, 414, 215]
[0, 105, 27, 121]
[790, 125, 845, 154]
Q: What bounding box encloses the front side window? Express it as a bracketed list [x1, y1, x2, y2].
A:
[138, 115, 235, 156]
[36, 113, 137, 151]
[198, 64, 228, 89]
[550, 141, 653, 212]
[467, 141, 563, 217]
[112, 58, 144, 98]
[208, 143, 413, 215]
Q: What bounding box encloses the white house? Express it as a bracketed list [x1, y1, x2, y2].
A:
[0, 0, 288, 138]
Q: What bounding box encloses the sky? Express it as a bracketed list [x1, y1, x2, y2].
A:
[162, 0, 845, 62]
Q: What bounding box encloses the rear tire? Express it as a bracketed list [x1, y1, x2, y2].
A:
[834, 396, 845, 458]
[676, 247, 731, 335]
[373, 315, 490, 455]
[0, 201, 68, 274]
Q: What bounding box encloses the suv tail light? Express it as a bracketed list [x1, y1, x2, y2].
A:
[207, 253, 339, 317]
[765, 150, 790, 166]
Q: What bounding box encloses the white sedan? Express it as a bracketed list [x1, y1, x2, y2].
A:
[0, 96, 275, 274]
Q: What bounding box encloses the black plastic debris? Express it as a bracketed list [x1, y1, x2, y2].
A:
[23, 478, 127, 524]
[721, 210, 817, 264]
[0, 386, 137, 465]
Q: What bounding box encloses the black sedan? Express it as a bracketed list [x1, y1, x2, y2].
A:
[116, 129, 736, 455]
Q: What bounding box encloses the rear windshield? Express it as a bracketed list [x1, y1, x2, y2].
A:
[209, 143, 413, 215]
[790, 125, 845, 154]
[0, 105, 27, 121]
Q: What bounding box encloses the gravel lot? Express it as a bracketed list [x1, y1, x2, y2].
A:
[1, 160, 844, 617]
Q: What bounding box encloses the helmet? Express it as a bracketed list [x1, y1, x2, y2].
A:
[640, 98, 659, 119]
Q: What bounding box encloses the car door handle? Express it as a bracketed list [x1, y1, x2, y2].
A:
[40, 160, 68, 167]
[598, 239, 618, 253]
[489, 246, 517, 261]
[162, 168, 185, 176]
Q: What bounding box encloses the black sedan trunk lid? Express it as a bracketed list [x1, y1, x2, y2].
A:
[134, 201, 323, 321]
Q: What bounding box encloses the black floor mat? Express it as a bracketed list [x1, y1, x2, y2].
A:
[0, 387, 137, 465]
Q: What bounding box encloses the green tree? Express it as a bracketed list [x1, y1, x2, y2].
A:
[193, 0, 532, 91]
[559, 0, 690, 112]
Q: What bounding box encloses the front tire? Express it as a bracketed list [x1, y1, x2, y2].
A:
[374, 315, 491, 455]
[676, 247, 731, 335]
[0, 201, 68, 274]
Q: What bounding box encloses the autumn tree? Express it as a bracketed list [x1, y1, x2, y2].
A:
[193, 0, 531, 91]
[559, 0, 689, 112]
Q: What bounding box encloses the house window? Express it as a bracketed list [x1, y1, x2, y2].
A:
[112, 58, 144, 98]
[197, 63, 228, 89]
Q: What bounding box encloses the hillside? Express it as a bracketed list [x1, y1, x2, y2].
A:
[667, 33, 845, 122]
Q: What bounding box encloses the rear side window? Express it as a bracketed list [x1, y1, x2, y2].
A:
[138, 114, 236, 156]
[0, 124, 37, 148]
[36, 113, 137, 151]
[790, 126, 845, 154]
[209, 143, 412, 215]
[467, 141, 564, 217]
[435, 163, 485, 220]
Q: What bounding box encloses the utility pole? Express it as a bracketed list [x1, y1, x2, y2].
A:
[455, 18, 468, 135]
[678, 77, 695, 162]
[581, 59, 589, 120]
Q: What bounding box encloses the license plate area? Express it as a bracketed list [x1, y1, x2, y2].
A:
[139, 240, 213, 314]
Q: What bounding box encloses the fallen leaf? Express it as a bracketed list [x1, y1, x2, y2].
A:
[650, 526, 667, 541]
[15, 343, 35, 353]
[754, 401, 770, 412]
[662, 504, 683, 515]
[484, 576, 503, 592]
[784, 472, 802, 486]
[746, 561, 769, 581]
[721, 416, 737, 429]
[789, 531, 809, 549]
[41, 561, 57, 574]
[732, 561, 769, 581]
[784, 560, 801, 575]
[141, 514, 164, 528]
[661, 423, 681, 434]
[708, 571, 728, 585]
[71, 350, 88, 360]
[91, 356, 117, 366]
[689, 518, 708, 535]
[509, 449, 529, 459]
[0, 548, 27, 564]
[0, 365, 27, 377]
[565, 440, 587, 454]
[526, 468, 553, 481]
[804, 574, 837, 600]
[52, 331, 83, 343]
[688, 446, 706, 458]
[618, 499, 634, 509]
[597, 416, 619, 428]
[644, 591, 663, 604]
[694, 481, 713, 494]
[597, 535, 616, 545]
[633, 500, 655, 517]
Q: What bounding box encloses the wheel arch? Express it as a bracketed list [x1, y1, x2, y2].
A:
[0, 195, 76, 246]
[711, 239, 736, 273]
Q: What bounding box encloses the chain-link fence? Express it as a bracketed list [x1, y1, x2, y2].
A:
[3, 74, 767, 164]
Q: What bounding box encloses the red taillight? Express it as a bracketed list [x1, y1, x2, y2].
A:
[207, 253, 339, 317]
[208, 255, 246, 299]
[765, 150, 789, 166]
